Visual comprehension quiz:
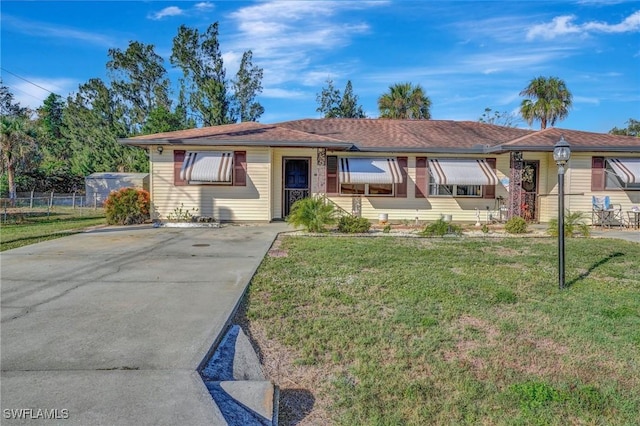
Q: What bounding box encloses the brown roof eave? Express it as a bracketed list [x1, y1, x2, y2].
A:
[119, 138, 355, 150]
[486, 145, 640, 154]
[348, 146, 489, 154]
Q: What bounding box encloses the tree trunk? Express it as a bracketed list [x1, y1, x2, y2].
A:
[7, 163, 16, 201]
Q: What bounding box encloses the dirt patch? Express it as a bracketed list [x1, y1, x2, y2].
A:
[268, 235, 289, 258]
[233, 303, 331, 425]
[443, 315, 575, 380]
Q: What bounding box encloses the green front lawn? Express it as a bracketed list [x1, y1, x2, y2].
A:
[0, 208, 106, 251]
[244, 236, 640, 425]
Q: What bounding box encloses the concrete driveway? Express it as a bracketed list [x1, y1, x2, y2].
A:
[1, 223, 290, 425]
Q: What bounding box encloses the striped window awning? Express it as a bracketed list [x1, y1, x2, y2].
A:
[339, 158, 403, 184]
[429, 159, 498, 185]
[608, 158, 640, 184]
[180, 152, 233, 183]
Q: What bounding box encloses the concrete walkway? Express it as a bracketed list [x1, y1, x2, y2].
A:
[1, 223, 291, 425]
[590, 226, 640, 243]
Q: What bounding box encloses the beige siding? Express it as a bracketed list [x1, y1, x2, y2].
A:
[150, 147, 271, 222]
[323, 153, 509, 223]
[564, 152, 640, 224]
[150, 146, 639, 225]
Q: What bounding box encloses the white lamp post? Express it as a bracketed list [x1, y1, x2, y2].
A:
[553, 136, 571, 289]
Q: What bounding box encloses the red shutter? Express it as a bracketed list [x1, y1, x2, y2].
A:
[415, 157, 427, 198]
[174, 150, 186, 186]
[233, 151, 247, 186]
[327, 155, 338, 194]
[483, 158, 497, 199]
[395, 157, 408, 198]
[591, 157, 605, 191]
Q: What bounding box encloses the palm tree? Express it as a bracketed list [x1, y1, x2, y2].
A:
[519, 76, 572, 129]
[377, 83, 431, 119]
[0, 114, 36, 200]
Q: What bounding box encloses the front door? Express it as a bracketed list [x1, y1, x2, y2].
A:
[283, 158, 310, 217]
[521, 161, 539, 221]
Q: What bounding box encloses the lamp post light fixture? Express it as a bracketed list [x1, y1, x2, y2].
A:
[553, 136, 571, 290]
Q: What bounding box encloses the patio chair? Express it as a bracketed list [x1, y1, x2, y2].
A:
[592, 196, 624, 227]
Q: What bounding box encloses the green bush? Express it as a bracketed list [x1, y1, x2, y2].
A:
[505, 216, 528, 234]
[421, 218, 462, 236]
[104, 188, 150, 225]
[167, 203, 199, 221]
[547, 210, 590, 237]
[286, 196, 336, 233]
[337, 215, 371, 233]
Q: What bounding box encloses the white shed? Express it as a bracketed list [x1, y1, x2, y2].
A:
[85, 172, 149, 205]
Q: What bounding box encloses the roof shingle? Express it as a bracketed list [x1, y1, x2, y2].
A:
[122, 118, 639, 152]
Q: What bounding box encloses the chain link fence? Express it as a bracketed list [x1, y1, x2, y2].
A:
[1, 191, 104, 223]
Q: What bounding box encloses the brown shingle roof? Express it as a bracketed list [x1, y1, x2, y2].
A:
[126, 121, 351, 147]
[121, 118, 639, 152]
[492, 127, 640, 151]
[277, 118, 534, 150]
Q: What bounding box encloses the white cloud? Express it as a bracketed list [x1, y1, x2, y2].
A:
[148, 6, 184, 21]
[194, 2, 215, 12]
[226, 1, 386, 95]
[1, 15, 116, 47]
[527, 11, 640, 40]
[584, 10, 640, 33]
[526, 15, 583, 40]
[262, 87, 309, 99]
[574, 95, 600, 105]
[6, 77, 77, 110]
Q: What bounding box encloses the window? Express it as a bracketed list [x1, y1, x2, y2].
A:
[428, 176, 482, 197]
[340, 183, 394, 196]
[338, 157, 402, 197]
[427, 158, 496, 197]
[175, 151, 246, 186]
[605, 158, 640, 190]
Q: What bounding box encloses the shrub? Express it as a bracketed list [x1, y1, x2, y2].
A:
[104, 188, 150, 225]
[286, 196, 336, 233]
[420, 218, 462, 236]
[337, 215, 371, 233]
[505, 216, 528, 234]
[167, 203, 199, 221]
[547, 210, 590, 237]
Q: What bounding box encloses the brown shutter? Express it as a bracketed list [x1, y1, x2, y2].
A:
[174, 150, 186, 186]
[395, 157, 408, 198]
[233, 151, 247, 186]
[483, 158, 497, 199]
[327, 155, 338, 194]
[591, 157, 605, 191]
[415, 157, 427, 198]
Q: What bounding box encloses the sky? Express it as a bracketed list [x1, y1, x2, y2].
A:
[1, 1, 639, 133]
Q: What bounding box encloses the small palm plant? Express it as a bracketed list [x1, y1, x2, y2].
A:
[547, 210, 590, 237]
[286, 196, 336, 233]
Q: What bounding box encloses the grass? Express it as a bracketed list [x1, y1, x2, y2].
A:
[0, 208, 106, 251]
[243, 236, 640, 425]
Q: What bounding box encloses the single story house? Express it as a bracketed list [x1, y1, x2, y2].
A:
[120, 119, 640, 225]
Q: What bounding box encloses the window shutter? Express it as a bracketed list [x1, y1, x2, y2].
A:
[395, 157, 408, 198]
[415, 157, 427, 198]
[233, 151, 247, 186]
[174, 150, 186, 186]
[591, 157, 605, 191]
[483, 158, 497, 199]
[327, 155, 338, 194]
